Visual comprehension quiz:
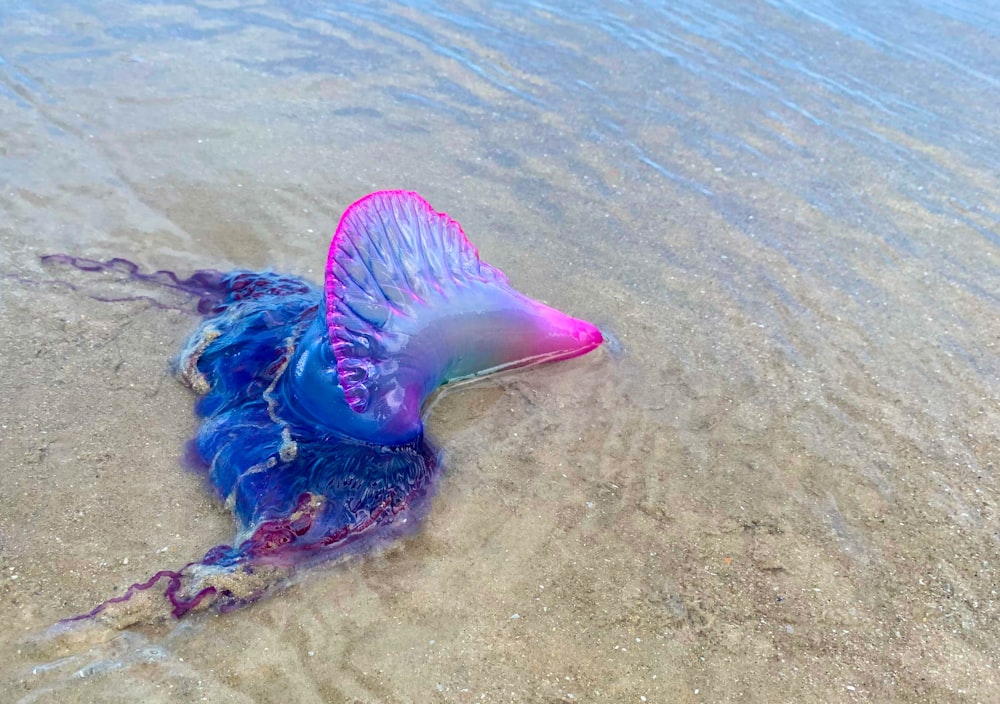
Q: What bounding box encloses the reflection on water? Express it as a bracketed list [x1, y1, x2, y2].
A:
[1, 1, 998, 701]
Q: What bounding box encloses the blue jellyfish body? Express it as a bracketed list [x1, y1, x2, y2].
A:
[180, 270, 437, 565]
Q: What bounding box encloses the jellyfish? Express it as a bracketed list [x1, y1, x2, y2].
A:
[53, 190, 603, 627]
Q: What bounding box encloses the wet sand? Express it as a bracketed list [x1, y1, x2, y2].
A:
[2, 1, 999, 702]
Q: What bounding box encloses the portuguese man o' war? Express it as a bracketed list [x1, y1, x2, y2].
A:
[52, 190, 603, 627]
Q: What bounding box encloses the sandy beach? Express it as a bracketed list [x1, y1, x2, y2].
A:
[2, 1, 999, 702]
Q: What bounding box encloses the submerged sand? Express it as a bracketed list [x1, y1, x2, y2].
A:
[2, 1, 999, 702]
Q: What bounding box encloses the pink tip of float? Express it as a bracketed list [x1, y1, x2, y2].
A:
[574, 321, 604, 352]
[540, 303, 604, 350]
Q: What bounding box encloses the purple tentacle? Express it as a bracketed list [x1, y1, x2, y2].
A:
[40, 254, 230, 314]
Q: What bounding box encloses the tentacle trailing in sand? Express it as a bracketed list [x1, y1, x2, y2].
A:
[46, 190, 603, 629]
[40, 254, 232, 314]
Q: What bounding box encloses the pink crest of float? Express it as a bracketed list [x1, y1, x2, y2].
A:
[324, 190, 506, 413]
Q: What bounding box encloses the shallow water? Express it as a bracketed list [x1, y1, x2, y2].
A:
[1, 0, 998, 701]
